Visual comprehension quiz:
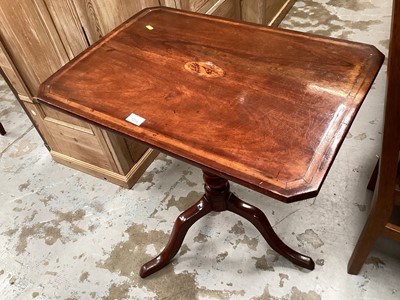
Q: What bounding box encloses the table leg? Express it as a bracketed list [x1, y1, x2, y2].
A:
[0, 122, 5, 136]
[367, 160, 379, 191]
[139, 196, 212, 278]
[140, 171, 314, 278]
[227, 194, 315, 270]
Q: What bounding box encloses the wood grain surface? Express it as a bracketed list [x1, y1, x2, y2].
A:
[37, 7, 384, 202]
[0, 0, 69, 95]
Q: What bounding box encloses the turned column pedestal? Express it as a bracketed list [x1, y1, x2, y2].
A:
[140, 171, 315, 278]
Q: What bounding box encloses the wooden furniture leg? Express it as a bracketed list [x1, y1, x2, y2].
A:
[347, 0, 400, 275]
[0, 122, 5, 135]
[140, 196, 212, 278]
[227, 194, 315, 269]
[367, 160, 379, 191]
[347, 193, 392, 274]
[140, 171, 315, 278]
[367, 159, 400, 192]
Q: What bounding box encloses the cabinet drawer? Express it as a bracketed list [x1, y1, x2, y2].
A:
[46, 122, 118, 172]
[44, 120, 115, 171]
[38, 103, 116, 171]
[40, 104, 92, 133]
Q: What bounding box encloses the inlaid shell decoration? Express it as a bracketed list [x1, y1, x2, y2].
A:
[184, 61, 225, 78]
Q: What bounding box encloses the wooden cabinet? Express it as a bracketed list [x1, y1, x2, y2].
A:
[0, 0, 294, 188]
[241, 0, 296, 25]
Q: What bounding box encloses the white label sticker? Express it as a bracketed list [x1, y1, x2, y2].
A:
[125, 113, 145, 126]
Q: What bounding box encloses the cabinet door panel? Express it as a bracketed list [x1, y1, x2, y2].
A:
[241, 0, 265, 24]
[140, 0, 161, 7]
[160, 0, 181, 8]
[0, 41, 31, 100]
[44, 0, 89, 59]
[72, 0, 154, 44]
[0, 0, 69, 95]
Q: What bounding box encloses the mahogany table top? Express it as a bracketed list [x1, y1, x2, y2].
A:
[37, 7, 384, 202]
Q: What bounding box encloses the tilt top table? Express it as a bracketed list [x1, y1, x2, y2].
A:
[37, 7, 384, 278]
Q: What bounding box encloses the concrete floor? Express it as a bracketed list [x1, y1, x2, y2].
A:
[1, 0, 399, 299]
